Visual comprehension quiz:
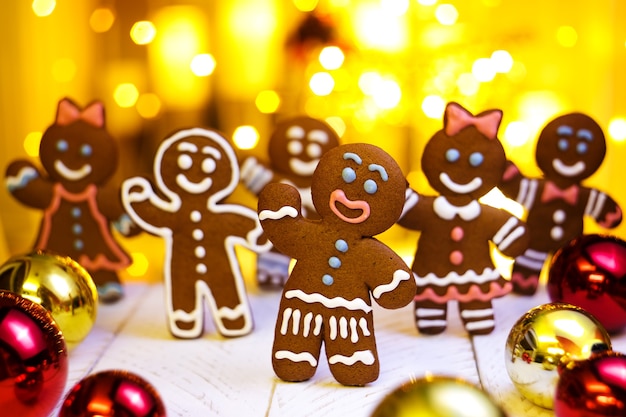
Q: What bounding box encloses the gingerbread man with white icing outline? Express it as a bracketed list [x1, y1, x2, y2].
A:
[399, 102, 530, 335]
[499, 113, 622, 295]
[122, 128, 270, 339]
[240, 116, 339, 288]
[5, 98, 133, 302]
[258, 142, 415, 386]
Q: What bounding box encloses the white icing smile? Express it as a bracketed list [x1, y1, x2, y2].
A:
[553, 158, 585, 177]
[289, 158, 319, 176]
[176, 174, 212, 194]
[54, 160, 92, 181]
[439, 172, 482, 194]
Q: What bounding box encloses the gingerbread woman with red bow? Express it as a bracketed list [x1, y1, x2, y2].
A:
[399, 102, 530, 335]
[499, 112, 622, 295]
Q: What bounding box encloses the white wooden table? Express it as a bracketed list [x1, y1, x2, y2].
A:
[57, 282, 626, 417]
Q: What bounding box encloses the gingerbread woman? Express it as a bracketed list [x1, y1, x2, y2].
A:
[121, 128, 271, 339]
[398, 102, 530, 335]
[499, 112, 622, 295]
[5, 98, 133, 302]
[258, 143, 416, 386]
[240, 116, 339, 288]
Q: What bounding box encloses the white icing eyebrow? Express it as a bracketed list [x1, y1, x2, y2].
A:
[577, 129, 593, 141]
[286, 125, 305, 140]
[308, 129, 328, 144]
[177, 142, 198, 153]
[343, 152, 362, 165]
[557, 125, 573, 136]
[202, 146, 222, 159]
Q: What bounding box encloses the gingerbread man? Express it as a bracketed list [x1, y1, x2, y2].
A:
[258, 143, 416, 386]
[5, 98, 133, 302]
[398, 102, 530, 335]
[122, 128, 270, 339]
[499, 113, 622, 295]
[240, 116, 339, 288]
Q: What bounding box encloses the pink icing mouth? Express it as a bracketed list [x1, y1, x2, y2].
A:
[329, 189, 370, 224]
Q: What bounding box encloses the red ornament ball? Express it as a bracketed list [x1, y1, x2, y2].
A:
[548, 234, 626, 333]
[555, 350, 626, 417]
[59, 370, 166, 417]
[0, 289, 68, 417]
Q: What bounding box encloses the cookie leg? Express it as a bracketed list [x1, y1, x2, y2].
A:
[459, 300, 495, 335]
[325, 314, 379, 386]
[511, 248, 548, 295]
[272, 308, 323, 382]
[257, 250, 290, 290]
[415, 300, 448, 335]
[90, 270, 123, 303]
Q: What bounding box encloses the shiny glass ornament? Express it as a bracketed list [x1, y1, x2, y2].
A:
[555, 350, 626, 417]
[370, 375, 506, 417]
[59, 370, 167, 417]
[0, 250, 98, 346]
[505, 302, 612, 409]
[548, 234, 626, 333]
[0, 290, 68, 416]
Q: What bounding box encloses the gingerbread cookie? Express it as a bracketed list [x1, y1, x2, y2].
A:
[258, 143, 416, 386]
[398, 102, 530, 335]
[5, 98, 134, 302]
[121, 128, 271, 339]
[499, 112, 622, 295]
[240, 116, 339, 288]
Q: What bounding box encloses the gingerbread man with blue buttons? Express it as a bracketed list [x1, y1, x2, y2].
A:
[398, 102, 530, 335]
[258, 142, 416, 386]
[122, 128, 270, 339]
[499, 113, 622, 295]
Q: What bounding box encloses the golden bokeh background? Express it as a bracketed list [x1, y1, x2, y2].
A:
[1, 0, 625, 282]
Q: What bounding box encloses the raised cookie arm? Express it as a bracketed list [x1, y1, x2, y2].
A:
[121, 176, 180, 234]
[397, 187, 429, 230]
[583, 188, 623, 229]
[488, 207, 530, 259]
[5, 160, 54, 209]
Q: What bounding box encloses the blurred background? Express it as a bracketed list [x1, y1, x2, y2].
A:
[1, 0, 625, 282]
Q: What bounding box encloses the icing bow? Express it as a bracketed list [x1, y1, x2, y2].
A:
[56, 98, 105, 127]
[541, 181, 579, 205]
[444, 102, 502, 140]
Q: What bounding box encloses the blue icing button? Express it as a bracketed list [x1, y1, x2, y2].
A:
[322, 274, 334, 286]
[328, 256, 341, 269]
[72, 223, 83, 235]
[335, 239, 348, 253]
[74, 239, 84, 250]
[71, 207, 82, 218]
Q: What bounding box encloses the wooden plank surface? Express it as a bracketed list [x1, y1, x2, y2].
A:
[57, 283, 626, 417]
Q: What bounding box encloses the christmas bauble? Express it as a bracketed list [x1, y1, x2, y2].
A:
[555, 350, 626, 416]
[505, 302, 612, 409]
[59, 370, 166, 416]
[548, 234, 626, 333]
[0, 250, 98, 346]
[370, 375, 506, 417]
[0, 290, 68, 416]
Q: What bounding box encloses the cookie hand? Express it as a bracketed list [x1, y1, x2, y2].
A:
[6, 161, 41, 192]
[258, 182, 302, 220]
[122, 177, 154, 203]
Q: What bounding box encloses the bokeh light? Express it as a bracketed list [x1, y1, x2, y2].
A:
[130, 21, 157, 45]
[608, 117, 626, 142]
[293, 0, 319, 12]
[435, 4, 458, 26]
[126, 252, 149, 277]
[325, 116, 346, 138]
[319, 46, 345, 70]
[23, 132, 42, 158]
[233, 125, 260, 150]
[353, 2, 408, 51]
[114, 83, 140, 108]
[90, 8, 116, 33]
[456, 73, 480, 96]
[491, 50, 514, 73]
[136, 93, 162, 119]
[472, 58, 496, 82]
[32, 0, 55, 17]
[51, 58, 77, 83]
[556, 25, 578, 47]
[503, 121, 531, 147]
[372, 79, 402, 109]
[381, 0, 410, 16]
[309, 72, 335, 96]
[422, 95, 446, 119]
[190, 53, 216, 76]
[255, 90, 281, 114]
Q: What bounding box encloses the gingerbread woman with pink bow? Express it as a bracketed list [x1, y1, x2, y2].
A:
[499, 112, 622, 295]
[5, 98, 134, 302]
[399, 102, 530, 335]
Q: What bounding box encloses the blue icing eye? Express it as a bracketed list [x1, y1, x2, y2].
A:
[329, 256, 341, 269]
[81, 144, 92, 157]
[469, 152, 484, 167]
[577, 141, 588, 154]
[322, 274, 334, 286]
[364, 179, 378, 194]
[445, 148, 460, 163]
[335, 239, 348, 253]
[558, 139, 569, 151]
[342, 167, 356, 183]
[56, 140, 68, 152]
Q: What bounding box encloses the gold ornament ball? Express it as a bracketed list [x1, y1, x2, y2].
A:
[0, 250, 98, 347]
[371, 375, 507, 417]
[504, 302, 611, 410]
